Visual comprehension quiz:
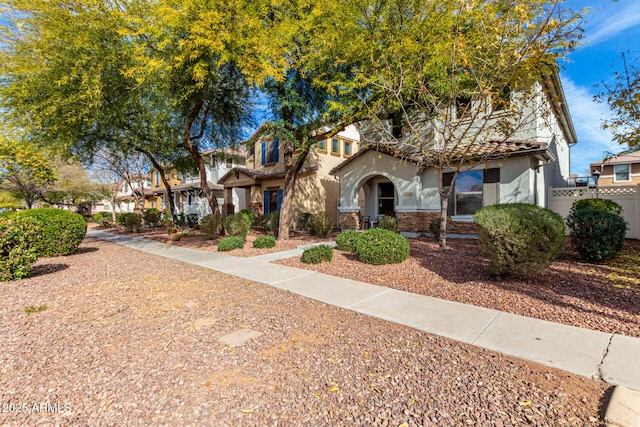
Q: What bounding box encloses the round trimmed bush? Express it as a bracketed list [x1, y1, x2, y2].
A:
[13, 208, 87, 257]
[336, 230, 361, 253]
[200, 213, 222, 239]
[356, 228, 409, 265]
[569, 198, 622, 216]
[218, 236, 245, 251]
[474, 203, 565, 278]
[567, 209, 627, 262]
[378, 215, 398, 233]
[301, 244, 333, 264]
[309, 211, 334, 237]
[223, 212, 251, 239]
[0, 217, 40, 281]
[253, 235, 276, 249]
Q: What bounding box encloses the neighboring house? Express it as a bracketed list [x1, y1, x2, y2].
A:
[152, 148, 247, 218]
[218, 124, 360, 226]
[117, 174, 156, 213]
[590, 153, 640, 186]
[331, 70, 577, 236]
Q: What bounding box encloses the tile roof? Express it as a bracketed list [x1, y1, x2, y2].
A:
[330, 139, 553, 175]
[217, 166, 318, 185]
[591, 153, 640, 166]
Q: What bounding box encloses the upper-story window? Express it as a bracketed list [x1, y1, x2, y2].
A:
[318, 139, 327, 153]
[331, 138, 340, 155]
[145, 180, 151, 188]
[226, 158, 233, 168]
[261, 139, 279, 165]
[123, 183, 129, 193]
[455, 96, 472, 119]
[615, 164, 630, 182]
[343, 141, 352, 157]
[154, 171, 160, 186]
[492, 86, 511, 112]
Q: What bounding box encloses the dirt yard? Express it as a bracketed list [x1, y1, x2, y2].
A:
[0, 235, 609, 425]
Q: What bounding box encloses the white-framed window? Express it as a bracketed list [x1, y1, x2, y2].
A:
[614, 164, 630, 182]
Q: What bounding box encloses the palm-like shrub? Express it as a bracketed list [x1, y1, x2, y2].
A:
[309, 211, 334, 237]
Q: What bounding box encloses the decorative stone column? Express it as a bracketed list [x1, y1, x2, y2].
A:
[338, 208, 360, 230]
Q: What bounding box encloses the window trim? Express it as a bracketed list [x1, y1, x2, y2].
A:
[614, 164, 631, 182]
[317, 139, 327, 153]
[331, 138, 340, 156]
[343, 140, 352, 158]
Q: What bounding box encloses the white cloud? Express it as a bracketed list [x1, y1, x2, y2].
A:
[582, 2, 640, 47]
[561, 76, 619, 174]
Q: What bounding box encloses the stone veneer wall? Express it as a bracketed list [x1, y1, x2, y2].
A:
[397, 211, 477, 235]
[339, 211, 360, 230]
[341, 210, 478, 235]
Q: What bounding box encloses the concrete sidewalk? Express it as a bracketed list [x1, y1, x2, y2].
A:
[87, 229, 639, 422]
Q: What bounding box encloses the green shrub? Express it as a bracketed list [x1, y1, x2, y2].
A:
[143, 208, 161, 227]
[429, 218, 441, 241]
[185, 213, 199, 228]
[569, 198, 622, 216]
[378, 215, 398, 233]
[218, 236, 245, 251]
[296, 212, 313, 233]
[336, 230, 361, 253]
[309, 211, 334, 237]
[92, 212, 112, 226]
[125, 213, 143, 233]
[301, 244, 333, 264]
[13, 208, 87, 257]
[253, 235, 276, 248]
[356, 228, 410, 265]
[200, 213, 222, 239]
[474, 203, 565, 278]
[264, 211, 280, 234]
[239, 209, 255, 226]
[116, 213, 131, 227]
[223, 212, 252, 239]
[0, 217, 39, 281]
[567, 209, 627, 262]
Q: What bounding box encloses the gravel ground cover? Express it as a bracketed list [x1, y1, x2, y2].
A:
[276, 238, 640, 339]
[141, 228, 331, 257]
[0, 236, 608, 426]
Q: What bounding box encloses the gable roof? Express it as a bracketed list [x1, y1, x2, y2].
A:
[330, 139, 554, 175]
[217, 166, 319, 185]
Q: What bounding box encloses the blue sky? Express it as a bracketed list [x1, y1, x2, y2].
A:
[560, 0, 640, 175]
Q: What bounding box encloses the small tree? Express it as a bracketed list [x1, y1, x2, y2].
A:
[595, 51, 640, 150]
[334, 0, 583, 252]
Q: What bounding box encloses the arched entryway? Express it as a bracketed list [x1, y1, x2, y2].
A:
[357, 175, 398, 228]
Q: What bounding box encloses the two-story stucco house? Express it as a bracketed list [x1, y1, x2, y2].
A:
[151, 148, 247, 218]
[331, 69, 578, 236]
[218, 124, 360, 226]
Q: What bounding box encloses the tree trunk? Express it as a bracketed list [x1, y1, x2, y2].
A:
[437, 169, 457, 253]
[183, 101, 219, 216]
[277, 141, 309, 241]
[110, 195, 118, 225]
[136, 148, 179, 225]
